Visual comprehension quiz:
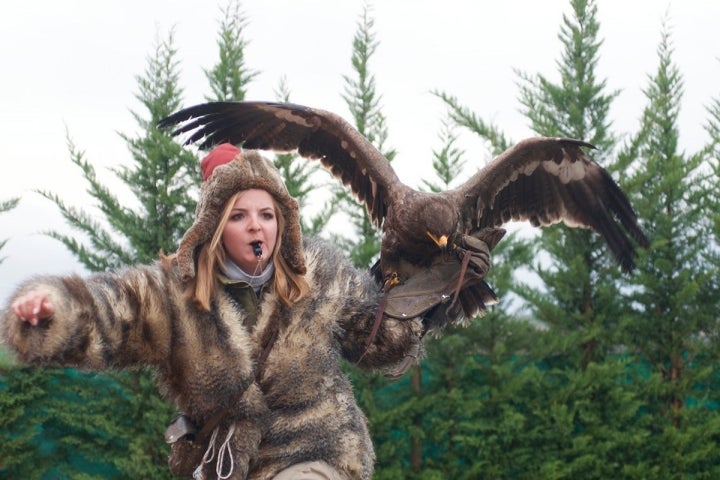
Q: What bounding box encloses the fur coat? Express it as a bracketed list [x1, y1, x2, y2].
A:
[1, 236, 424, 479]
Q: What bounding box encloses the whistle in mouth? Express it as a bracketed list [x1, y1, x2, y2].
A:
[251, 241, 263, 257]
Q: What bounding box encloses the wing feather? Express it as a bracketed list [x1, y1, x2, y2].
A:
[159, 101, 400, 227]
[451, 137, 648, 271]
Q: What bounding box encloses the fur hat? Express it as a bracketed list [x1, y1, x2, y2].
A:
[176, 144, 305, 280]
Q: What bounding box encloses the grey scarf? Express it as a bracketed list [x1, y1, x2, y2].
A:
[220, 258, 275, 294]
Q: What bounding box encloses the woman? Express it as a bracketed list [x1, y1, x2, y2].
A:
[2, 144, 429, 480]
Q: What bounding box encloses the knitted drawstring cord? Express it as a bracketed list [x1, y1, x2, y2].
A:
[193, 424, 236, 480]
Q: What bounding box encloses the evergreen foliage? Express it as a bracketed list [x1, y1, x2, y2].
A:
[2, 0, 720, 478]
[38, 31, 198, 270]
[512, 0, 627, 368]
[434, 91, 511, 156]
[706, 82, 720, 241]
[2, 18, 262, 477]
[618, 19, 720, 476]
[2, 29, 191, 479]
[336, 3, 393, 268]
[420, 117, 466, 193]
[204, 0, 258, 102]
[204, 3, 336, 236]
[410, 0, 720, 477]
[0, 197, 19, 265]
[703, 68, 720, 339]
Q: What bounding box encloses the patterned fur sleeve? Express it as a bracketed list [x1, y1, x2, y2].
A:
[1, 263, 183, 369]
[303, 237, 424, 371]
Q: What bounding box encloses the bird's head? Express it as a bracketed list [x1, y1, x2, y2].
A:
[427, 216, 460, 254]
[421, 196, 461, 253]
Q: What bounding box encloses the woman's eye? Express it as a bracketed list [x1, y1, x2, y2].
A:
[262, 212, 275, 220]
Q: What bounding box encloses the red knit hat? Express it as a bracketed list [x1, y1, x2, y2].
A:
[200, 143, 241, 180]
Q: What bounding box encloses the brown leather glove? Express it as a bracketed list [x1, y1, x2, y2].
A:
[384, 227, 506, 330]
[380, 228, 505, 379]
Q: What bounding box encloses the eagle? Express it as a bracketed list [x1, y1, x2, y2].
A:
[159, 101, 649, 322]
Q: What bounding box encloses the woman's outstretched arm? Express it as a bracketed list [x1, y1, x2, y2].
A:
[1, 262, 183, 370]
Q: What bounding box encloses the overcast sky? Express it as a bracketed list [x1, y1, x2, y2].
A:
[1, 0, 718, 303]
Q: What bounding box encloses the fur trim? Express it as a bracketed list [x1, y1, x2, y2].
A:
[177, 150, 305, 280]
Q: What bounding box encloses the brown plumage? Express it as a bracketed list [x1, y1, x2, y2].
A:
[160, 101, 649, 319]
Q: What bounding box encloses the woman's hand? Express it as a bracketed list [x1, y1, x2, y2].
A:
[11, 290, 54, 326]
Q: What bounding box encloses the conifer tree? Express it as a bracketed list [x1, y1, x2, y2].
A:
[205, 0, 258, 102]
[436, 0, 627, 351]
[0, 366, 151, 479]
[431, 0, 658, 475]
[202, 4, 335, 236]
[619, 21, 720, 476]
[705, 75, 720, 245]
[513, 0, 627, 367]
[332, 5, 415, 476]
[433, 91, 511, 156]
[336, 3, 394, 268]
[1, 30, 194, 479]
[439, 4, 625, 367]
[495, 2, 653, 476]
[704, 73, 720, 336]
[76, 28, 194, 478]
[0, 368, 50, 479]
[420, 117, 466, 193]
[40, 30, 199, 269]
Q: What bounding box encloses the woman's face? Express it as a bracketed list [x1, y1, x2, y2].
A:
[222, 189, 278, 274]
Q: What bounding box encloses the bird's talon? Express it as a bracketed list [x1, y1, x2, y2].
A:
[383, 273, 400, 291]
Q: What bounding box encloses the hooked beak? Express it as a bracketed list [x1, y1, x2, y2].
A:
[426, 231, 449, 251]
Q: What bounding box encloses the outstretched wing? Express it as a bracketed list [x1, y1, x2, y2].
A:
[451, 137, 648, 272]
[159, 101, 401, 227]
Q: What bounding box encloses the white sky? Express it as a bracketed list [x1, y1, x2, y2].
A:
[0, 0, 718, 303]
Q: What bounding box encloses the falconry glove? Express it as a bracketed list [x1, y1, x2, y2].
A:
[384, 227, 506, 329]
[378, 228, 504, 379]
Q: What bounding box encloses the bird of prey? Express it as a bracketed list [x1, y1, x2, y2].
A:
[159, 101, 649, 322]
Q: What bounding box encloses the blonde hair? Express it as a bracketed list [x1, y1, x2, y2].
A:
[188, 191, 309, 310]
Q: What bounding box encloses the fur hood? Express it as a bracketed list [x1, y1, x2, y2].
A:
[176, 147, 306, 281]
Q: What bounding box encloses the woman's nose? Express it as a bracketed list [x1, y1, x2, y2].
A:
[247, 214, 260, 230]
